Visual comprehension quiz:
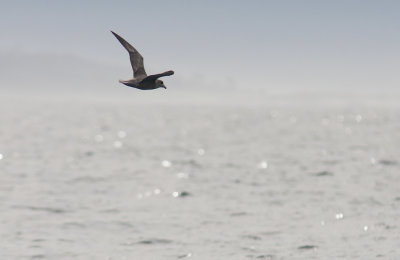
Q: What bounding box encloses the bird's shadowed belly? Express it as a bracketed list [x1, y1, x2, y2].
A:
[122, 81, 157, 90]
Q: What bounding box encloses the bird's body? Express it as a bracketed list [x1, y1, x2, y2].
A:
[118, 77, 160, 90]
[111, 31, 174, 90]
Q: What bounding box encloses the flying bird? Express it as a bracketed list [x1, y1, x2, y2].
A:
[111, 31, 174, 90]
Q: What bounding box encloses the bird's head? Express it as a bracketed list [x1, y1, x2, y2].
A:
[156, 79, 167, 89]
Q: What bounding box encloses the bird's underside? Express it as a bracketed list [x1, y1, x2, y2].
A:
[120, 70, 174, 90]
[111, 31, 174, 90]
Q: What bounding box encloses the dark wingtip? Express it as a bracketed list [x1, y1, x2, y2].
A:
[111, 31, 121, 38]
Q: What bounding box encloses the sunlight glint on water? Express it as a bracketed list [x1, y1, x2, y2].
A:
[0, 97, 399, 259]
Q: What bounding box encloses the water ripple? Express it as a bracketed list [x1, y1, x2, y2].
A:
[136, 238, 174, 245]
[13, 205, 67, 214]
[298, 245, 318, 250]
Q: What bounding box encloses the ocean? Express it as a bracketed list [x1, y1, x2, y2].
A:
[1, 91, 399, 259]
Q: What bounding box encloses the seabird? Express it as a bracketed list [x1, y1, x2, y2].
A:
[111, 31, 174, 90]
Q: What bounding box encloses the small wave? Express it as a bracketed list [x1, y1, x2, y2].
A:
[115, 221, 134, 228]
[178, 253, 193, 258]
[260, 231, 281, 236]
[242, 234, 262, 240]
[230, 212, 247, 217]
[180, 191, 191, 197]
[224, 162, 241, 169]
[172, 191, 191, 198]
[99, 208, 120, 214]
[379, 159, 397, 166]
[312, 171, 334, 177]
[137, 238, 173, 245]
[13, 205, 67, 214]
[254, 255, 277, 259]
[84, 151, 94, 157]
[32, 239, 46, 243]
[176, 159, 202, 168]
[298, 245, 318, 250]
[62, 222, 86, 228]
[58, 238, 74, 243]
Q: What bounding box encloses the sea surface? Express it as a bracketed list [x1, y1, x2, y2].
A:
[1, 92, 399, 259]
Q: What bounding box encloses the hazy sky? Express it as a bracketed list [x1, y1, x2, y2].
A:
[1, 0, 399, 92]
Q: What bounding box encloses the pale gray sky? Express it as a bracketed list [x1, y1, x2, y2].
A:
[1, 0, 399, 93]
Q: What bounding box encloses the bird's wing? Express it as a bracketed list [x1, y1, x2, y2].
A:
[141, 71, 174, 82]
[111, 31, 147, 77]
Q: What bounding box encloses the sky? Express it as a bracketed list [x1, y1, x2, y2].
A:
[1, 0, 399, 94]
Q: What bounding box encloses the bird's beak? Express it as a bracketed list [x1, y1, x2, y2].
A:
[162, 86, 167, 89]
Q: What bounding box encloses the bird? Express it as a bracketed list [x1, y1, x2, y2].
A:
[111, 31, 174, 90]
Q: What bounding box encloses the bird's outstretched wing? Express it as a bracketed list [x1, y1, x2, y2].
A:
[111, 31, 147, 77]
[141, 71, 174, 82]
